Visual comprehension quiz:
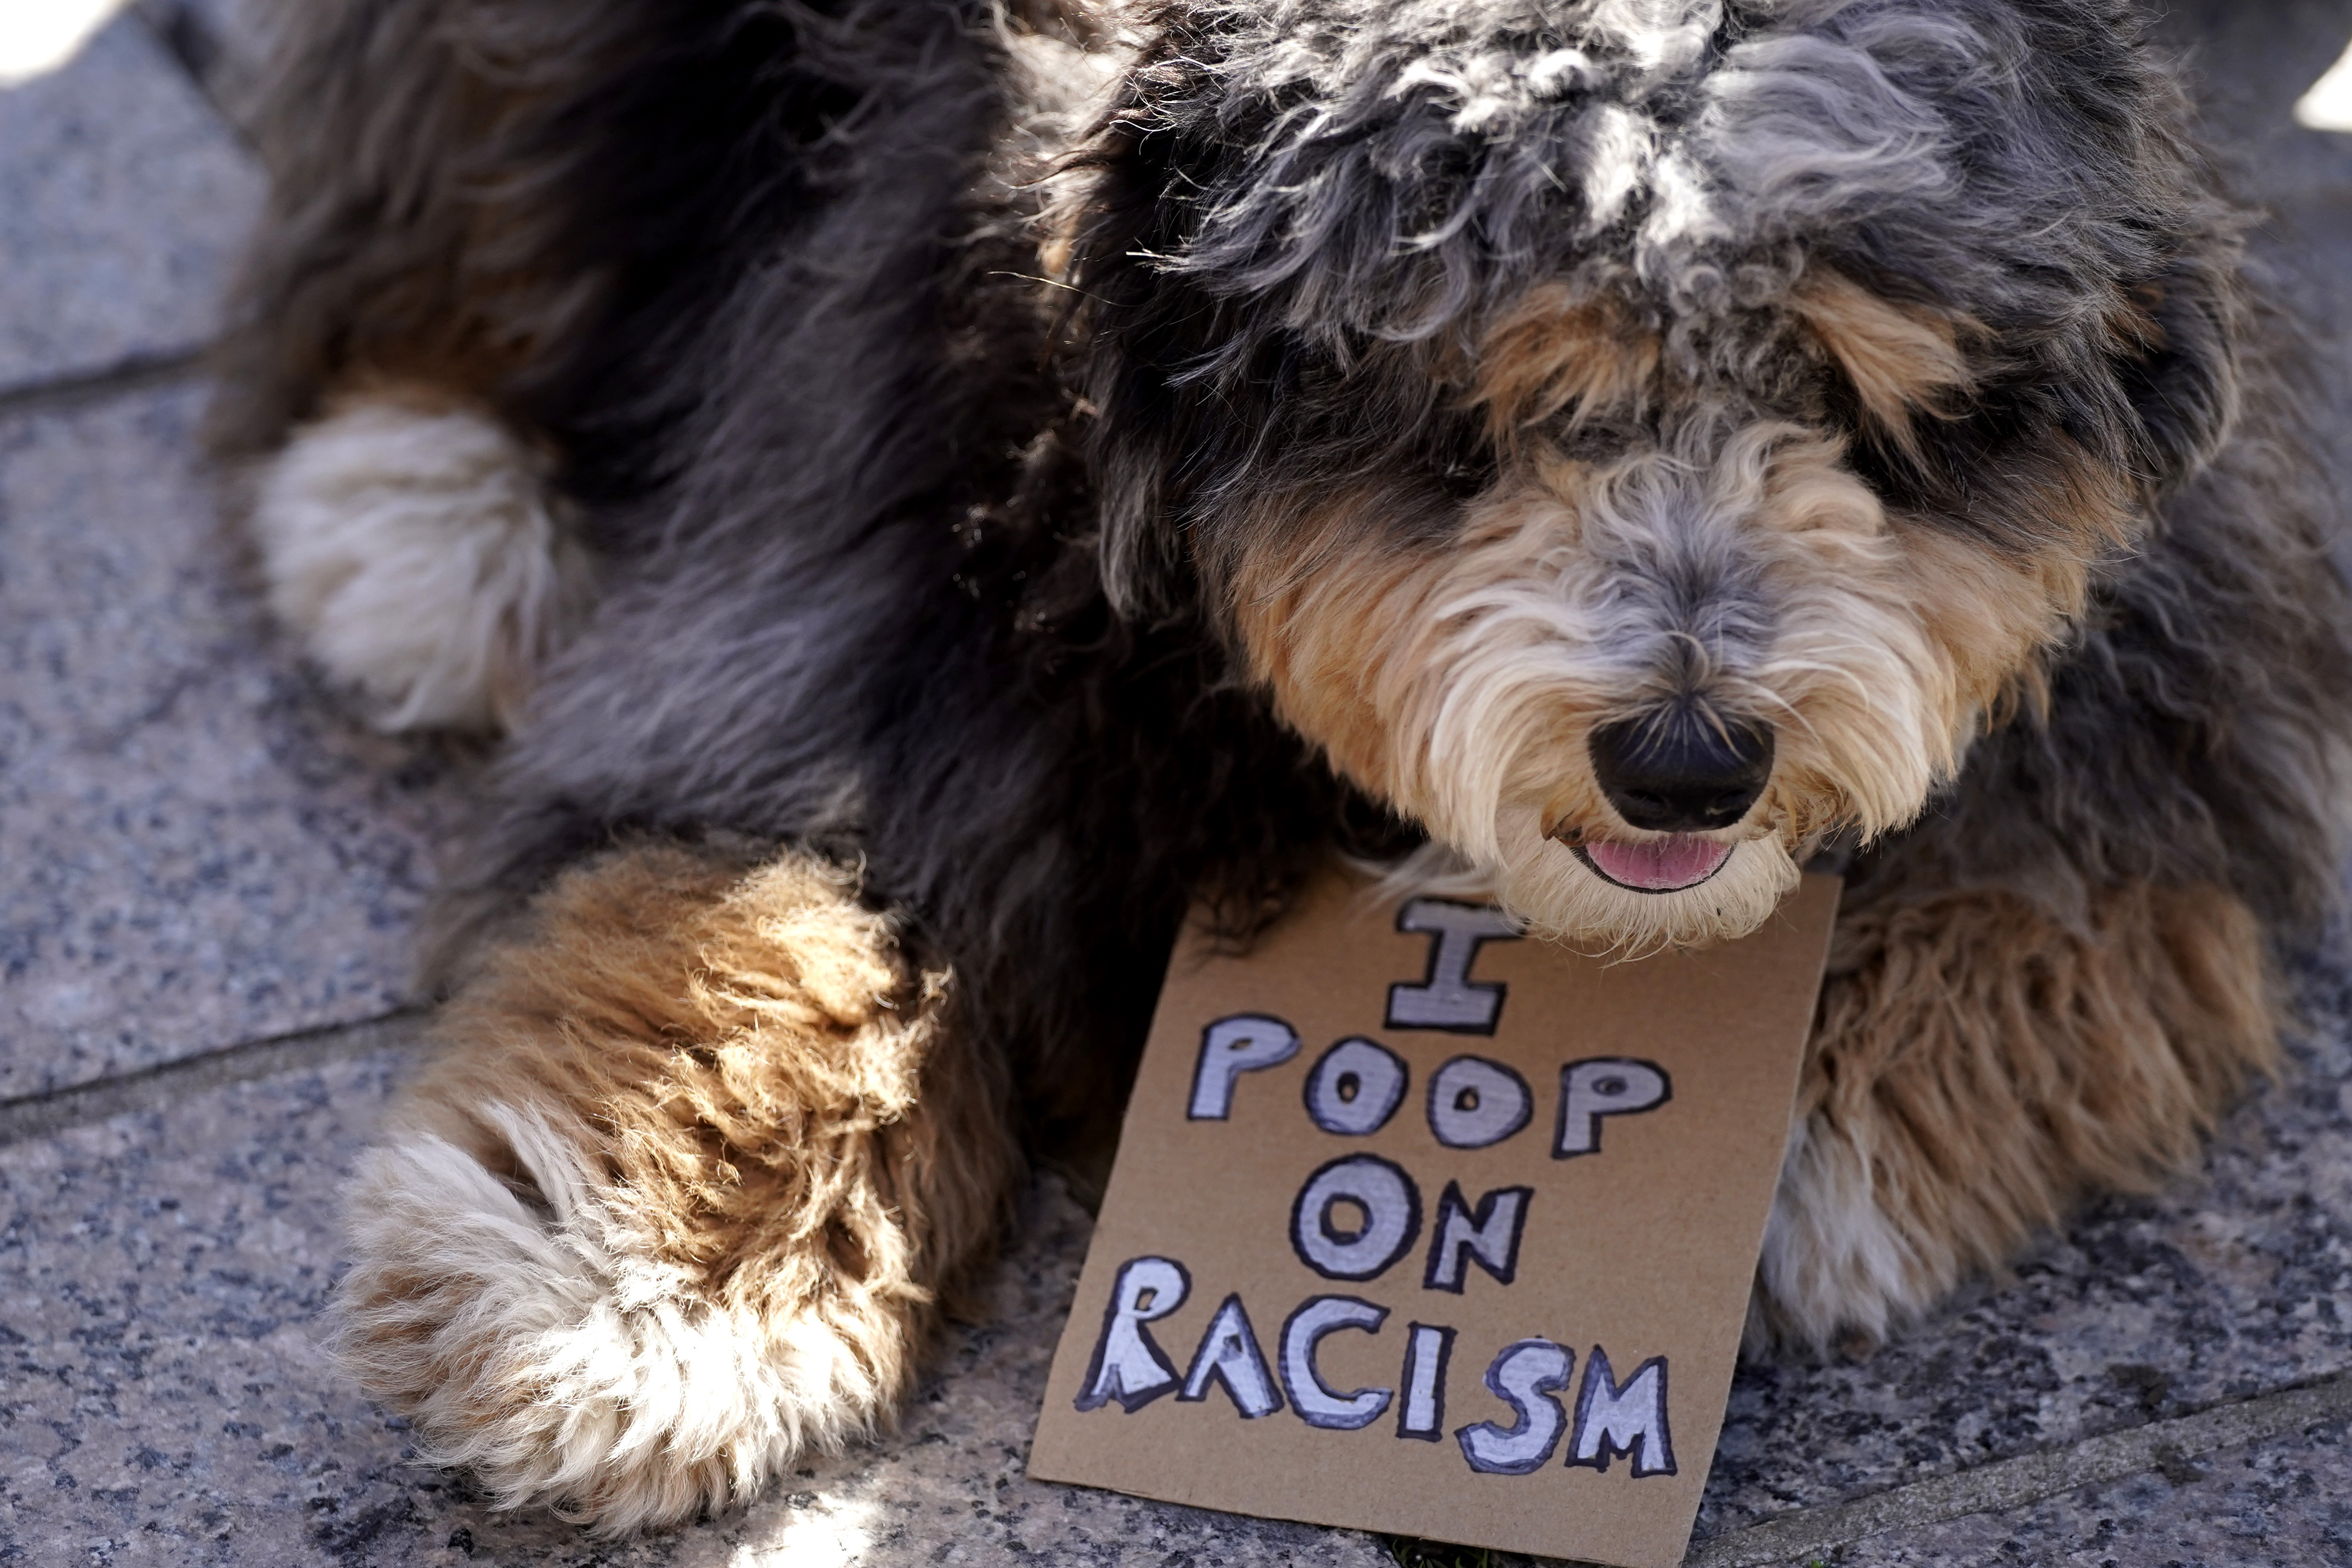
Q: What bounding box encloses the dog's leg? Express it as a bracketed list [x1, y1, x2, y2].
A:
[1753, 875, 2276, 1352]
[214, 0, 847, 730]
[250, 387, 593, 732]
[211, 0, 610, 731]
[335, 841, 1019, 1529]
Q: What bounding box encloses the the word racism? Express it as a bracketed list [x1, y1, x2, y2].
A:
[1073, 900, 1678, 1479]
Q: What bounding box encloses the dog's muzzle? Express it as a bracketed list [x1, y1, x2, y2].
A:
[1566, 706, 1775, 893]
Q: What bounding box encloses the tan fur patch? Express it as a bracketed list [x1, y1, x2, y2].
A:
[1224, 421, 2104, 951]
[1756, 877, 2275, 1351]
[1225, 460, 1799, 952]
[1227, 496, 1436, 810]
[336, 842, 1019, 1529]
[1794, 270, 1974, 453]
[2104, 281, 2169, 356]
[1945, 432, 2139, 640]
[1467, 283, 1660, 448]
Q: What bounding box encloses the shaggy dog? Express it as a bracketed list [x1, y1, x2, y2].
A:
[210, 0, 2351, 1531]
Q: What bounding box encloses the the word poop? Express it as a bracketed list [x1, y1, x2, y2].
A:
[1070, 899, 1677, 1478]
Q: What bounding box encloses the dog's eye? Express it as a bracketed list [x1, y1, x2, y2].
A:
[1841, 420, 1928, 508]
[1551, 420, 1636, 463]
[1432, 452, 1496, 500]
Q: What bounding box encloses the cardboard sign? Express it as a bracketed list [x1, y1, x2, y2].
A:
[1028, 866, 1839, 1568]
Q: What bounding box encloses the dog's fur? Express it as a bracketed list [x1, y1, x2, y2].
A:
[210, 0, 2352, 1531]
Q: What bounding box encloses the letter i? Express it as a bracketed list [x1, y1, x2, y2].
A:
[1395, 1323, 1454, 1441]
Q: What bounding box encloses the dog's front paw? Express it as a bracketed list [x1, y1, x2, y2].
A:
[1747, 881, 2276, 1357]
[250, 394, 594, 733]
[332, 844, 1018, 1528]
[336, 1103, 909, 1532]
[1747, 1110, 1946, 1355]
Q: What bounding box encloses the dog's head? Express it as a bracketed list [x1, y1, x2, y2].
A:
[1058, 0, 2241, 949]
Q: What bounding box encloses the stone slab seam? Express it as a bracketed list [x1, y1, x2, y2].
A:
[136, 0, 226, 92]
[134, 0, 261, 145]
[0, 344, 209, 420]
[0, 1008, 424, 1146]
[1683, 1368, 2352, 1568]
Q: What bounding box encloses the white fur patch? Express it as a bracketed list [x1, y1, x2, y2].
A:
[335, 1105, 880, 1532]
[1753, 1111, 1943, 1351]
[252, 398, 594, 732]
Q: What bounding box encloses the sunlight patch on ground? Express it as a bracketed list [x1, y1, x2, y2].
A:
[0, 0, 131, 88]
[724, 1489, 885, 1566]
[2296, 37, 2352, 132]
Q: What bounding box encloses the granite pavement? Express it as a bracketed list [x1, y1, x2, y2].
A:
[3, 4, 2352, 1566]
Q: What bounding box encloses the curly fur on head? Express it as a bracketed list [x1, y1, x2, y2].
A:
[1062, 0, 2255, 947]
[214, 0, 2350, 1532]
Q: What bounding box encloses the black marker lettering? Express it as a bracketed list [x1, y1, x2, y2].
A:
[1303, 1037, 1409, 1136]
[1074, 1257, 1190, 1413]
[1177, 1293, 1283, 1419]
[1187, 1014, 1301, 1121]
[1386, 900, 1520, 1034]
[1426, 1055, 1534, 1149]
[1554, 1057, 1672, 1158]
[1289, 1153, 1423, 1282]
[1396, 1323, 1455, 1442]
[1455, 1338, 1573, 1475]
[1421, 1181, 1533, 1294]
[1567, 1348, 1677, 1477]
[1279, 1295, 1393, 1430]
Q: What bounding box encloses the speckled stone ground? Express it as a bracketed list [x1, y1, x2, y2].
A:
[0, 14, 258, 394]
[2, 5, 2350, 1568]
[0, 1045, 1379, 1568]
[0, 383, 465, 1101]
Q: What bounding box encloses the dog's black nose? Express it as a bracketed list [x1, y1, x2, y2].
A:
[1588, 708, 1774, 832]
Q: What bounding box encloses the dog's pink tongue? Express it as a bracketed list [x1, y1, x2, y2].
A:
[1585, 837, 1733, 891]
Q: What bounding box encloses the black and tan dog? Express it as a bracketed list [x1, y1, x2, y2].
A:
[210, 0, 2352, 1529]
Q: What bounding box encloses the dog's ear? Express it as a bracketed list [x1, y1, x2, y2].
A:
[2108, 233, 2243, 493]
[1058, 110, 1234, 616]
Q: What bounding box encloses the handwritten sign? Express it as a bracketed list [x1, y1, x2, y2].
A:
[1028, 866, 1838, 1568]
